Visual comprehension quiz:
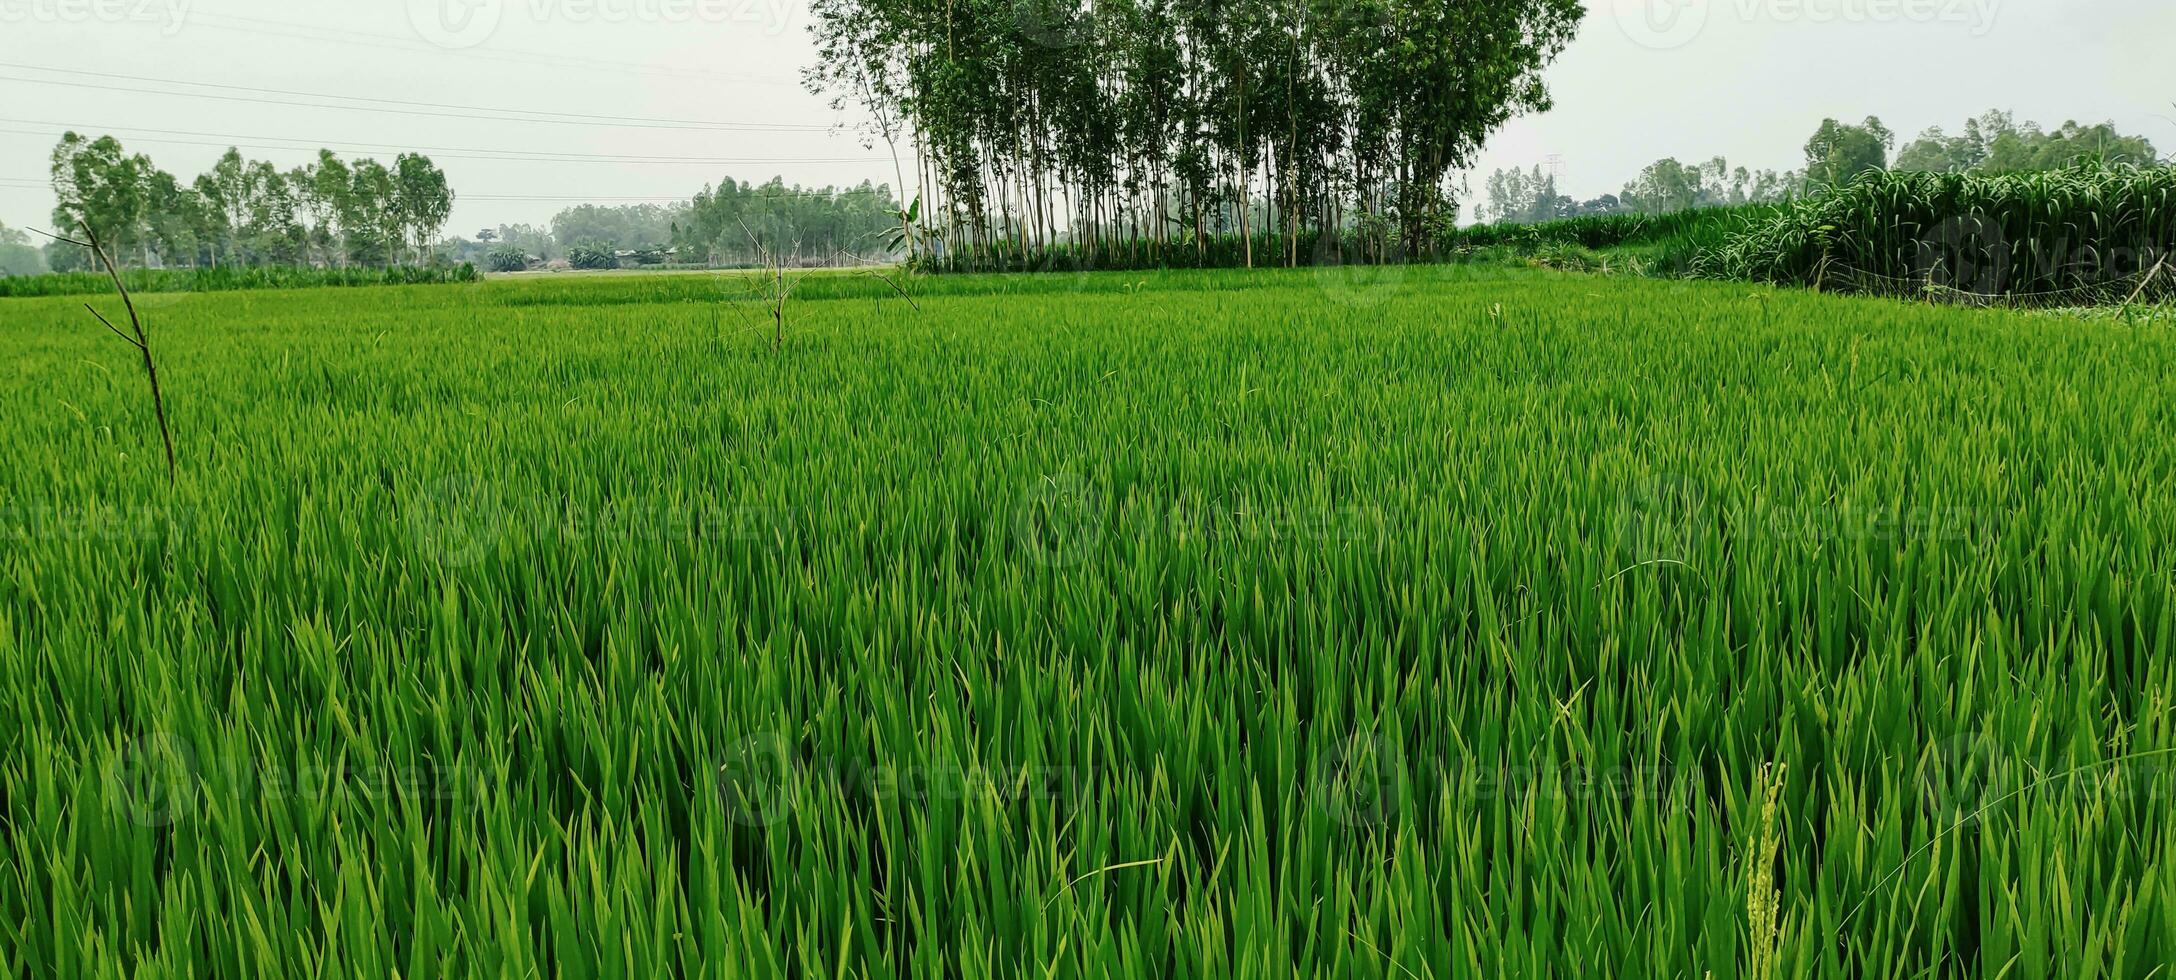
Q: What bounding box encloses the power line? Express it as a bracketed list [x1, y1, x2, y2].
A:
[0, 63, 838, 133]
[179, 9, 800, 87]
[2, 178, 896, 203]
[466, 190, 892, 202]
[0, 62, 818, 130]
[0, 120, 885, 166]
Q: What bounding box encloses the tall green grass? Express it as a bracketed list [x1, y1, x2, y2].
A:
[1702, 166, 2176, 303]
[3, 269, 2174, 977]
[0, 263, 480, 298]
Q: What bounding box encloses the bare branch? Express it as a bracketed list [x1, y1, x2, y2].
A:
[73, 221, 177, 484]
[862, 269, 921, 311]
[27, 226, 91, 249]
[82, 303, 145, 350]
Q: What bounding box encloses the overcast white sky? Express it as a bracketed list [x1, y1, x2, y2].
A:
[2, 0, 2171, 236]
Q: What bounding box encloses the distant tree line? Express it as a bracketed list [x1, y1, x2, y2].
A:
[674, 178, 899, 265]
[1894, 111, 2159, 174]
[443, 179, 902, 271]
[551, 204, 682, 256]
[1481, 159, 1796, 225]
[806, 0, 1585, 267]
[1480, 111, 2161, 227]
[0, 222, 45, 276]
[44, 133, 453, 272]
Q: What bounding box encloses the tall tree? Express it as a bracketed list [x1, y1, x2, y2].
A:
[1895, 110, 2158, 175]
[50, 133, 153, 261]
[0, 222, 46, 276]
[1804, 116, 1894, 188]
[344, 159, 400, 267]
[393, 154, 454, 263]
[803, 0, 1582, 267]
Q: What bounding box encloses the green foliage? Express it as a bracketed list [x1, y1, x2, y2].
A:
[807, 0, 1585, 264]
[0, 263, 479, 298]
[1701, 164, 2176, 302]
[492, 223, 557, 261]
[46, 133, 455, 271]
[674, 178, 901, 264]
[1896, 110, 2161, 175]
[1620, 157, 1801, 213]
[549, 203, 682, 254]
[1481, 165, 1573, 224]
[903, 204, 1771, 278]
[1804, 116, 1896, 188]
[6, 268, 2176, 975]
[485, 245, 529, 273]
[566, 241, 619, 270]
[0, 222, 46, 276]
[1446, 204, 1778, 278]
[1485, 157, 1797, 229]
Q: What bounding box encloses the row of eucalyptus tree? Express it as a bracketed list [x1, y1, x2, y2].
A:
[805, 0, 1583, 269]
[48, 133, 454, 272]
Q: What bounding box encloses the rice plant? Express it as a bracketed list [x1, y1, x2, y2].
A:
[2, 267, 2174, 977]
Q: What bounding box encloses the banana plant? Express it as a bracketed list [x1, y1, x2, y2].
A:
[884, 194, 938, 262]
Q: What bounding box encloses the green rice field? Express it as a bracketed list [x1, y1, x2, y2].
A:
[3, 266, 2174, 977]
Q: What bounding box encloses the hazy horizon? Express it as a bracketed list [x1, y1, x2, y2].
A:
[3, 0, 2170, 239]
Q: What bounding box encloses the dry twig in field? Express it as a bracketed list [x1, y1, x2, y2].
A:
[38, 222, 178, 484]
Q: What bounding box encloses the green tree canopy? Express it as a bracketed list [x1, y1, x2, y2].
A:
[804, 0, 1584, 265]
[43, 133, 457, 271]
[0, 222, 47, 276]
[1804, 116, 1895, 188]
[1897, 110, 2160, 174]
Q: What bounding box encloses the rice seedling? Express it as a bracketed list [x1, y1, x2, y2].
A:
[2, 266, 2173, 977]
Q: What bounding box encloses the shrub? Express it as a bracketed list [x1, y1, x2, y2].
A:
[568, 242, 619, 271]
[486, 246, 529, 273]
